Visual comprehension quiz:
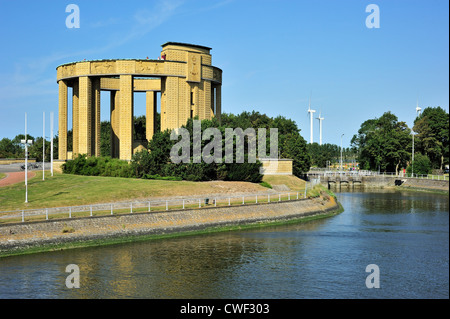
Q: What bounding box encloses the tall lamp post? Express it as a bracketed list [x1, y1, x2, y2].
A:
[20, 113, 33, 203]
[411, 129, 416, 177]
[50, 112, 54, 176]
[411, 103, 421, 177]
[42, 112, 54, 178]
[43, 112, 45, 180]
[340, 134, 344, 174]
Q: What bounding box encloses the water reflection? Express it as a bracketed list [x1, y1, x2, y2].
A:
[0, 189, 448, 299]
[64, 218, 331, 298]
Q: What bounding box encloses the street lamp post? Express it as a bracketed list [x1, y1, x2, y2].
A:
[340, 134, 344, 174]
[43, 112, 45, 180]
[20, 113, 33, 203]
[50, 112, 54, 176]
[411, 104, 420, 178]
[411, 129, 416, 177]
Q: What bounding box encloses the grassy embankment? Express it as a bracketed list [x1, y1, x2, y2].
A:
[0, 172, 312, 220]
[1, 207, 343, 258]
[0, 173, 342, 256]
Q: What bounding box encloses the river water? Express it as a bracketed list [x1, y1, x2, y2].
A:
[0, 190, 448, 299]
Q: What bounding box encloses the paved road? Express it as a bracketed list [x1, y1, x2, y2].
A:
[0, 171, 36, 187]
[0, 162, 51, 173]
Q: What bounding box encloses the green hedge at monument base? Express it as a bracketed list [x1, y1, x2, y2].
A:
[62, 154, 263, 183]
[62, 155, 134, 178]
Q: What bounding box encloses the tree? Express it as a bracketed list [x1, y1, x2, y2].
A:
[351, 112, 411, 173]
[130, 129, 174, 178]
[1, 134, 36, 159]
[67, 129, 73, 152]
[60, 110, 309, 180]
[308, 143, 346, 168]
[413, 106, 449, 170]
[100, 121, 111, 157]
[134, 115, 146, 141]
[0, 138, 19, 158]
[406, 153, 432, 175]
[351, 119, 378, 170]
[281, 133, 310, 175]
[28, 137, 51, 162]
[221, 111, 311, 176]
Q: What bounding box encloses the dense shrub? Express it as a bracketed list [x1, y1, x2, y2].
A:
[406, 153, 433, 175]
[161, 162, 218, 181]
[62, 154, 133, 178]
[223, 162, 263, 183]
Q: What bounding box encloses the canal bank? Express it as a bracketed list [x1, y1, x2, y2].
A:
[397, 177, 449, 193]
[323, 175, 449, 193]
[0, 194, 342, 257]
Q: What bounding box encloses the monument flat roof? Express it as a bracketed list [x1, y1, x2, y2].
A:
[161, 42, 212, 51]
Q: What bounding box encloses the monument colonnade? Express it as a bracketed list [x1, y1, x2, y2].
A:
[56, 42, 222, 161]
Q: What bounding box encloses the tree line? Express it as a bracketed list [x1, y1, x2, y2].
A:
[63, 111, 311, 182]
[307, 143, 356, 169]
[2, 106, 447, 177]
[350, 107, 449, 174]
[0, 134, 57, 162]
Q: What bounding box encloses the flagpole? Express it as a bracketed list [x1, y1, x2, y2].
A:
[51, 112, 54, 176]
[43, 112, 45, 180]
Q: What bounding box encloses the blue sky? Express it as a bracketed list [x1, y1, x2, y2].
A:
[0, 0, 448, 147]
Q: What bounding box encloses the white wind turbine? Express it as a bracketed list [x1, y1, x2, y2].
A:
[316, 111, 324, 145]
[415, 100, 422, 117]
[307, 96, 316, 144]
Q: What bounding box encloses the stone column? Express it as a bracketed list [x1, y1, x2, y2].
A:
[119, 75, 133, 160]
[215, 84, 221, 125]
[192, 84, 199, 118]
[161, 76, 179, 131]
[92, 78, 101, 157]
[72, 81, 79, 156]
[78, 76, 92, 156]
[58, 80, 68, 160]
[146, 91, 157, 141]
[110, 90, 120, 158]
[204, 80, 212, 120]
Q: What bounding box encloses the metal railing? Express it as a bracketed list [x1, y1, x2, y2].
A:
[308, 170, 449, 180]
[0, 185, 318, 224]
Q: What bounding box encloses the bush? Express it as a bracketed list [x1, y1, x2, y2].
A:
[130, 149, 154, 178]
[224, 162, 263, 183]
[62, 154, 133, 178]
[406, 153, 432, 175]
[160, 161, 218, 181]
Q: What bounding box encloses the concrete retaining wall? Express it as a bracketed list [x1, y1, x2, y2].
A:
[324, 176, 448, 192]
[0, 197, 340, 254]
[399, 178, 449, 191]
